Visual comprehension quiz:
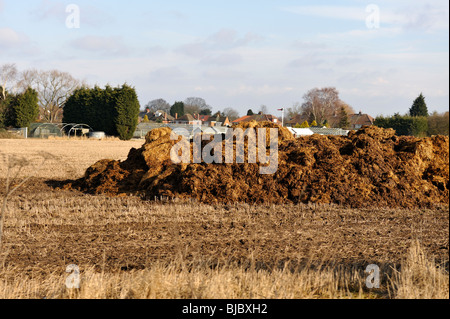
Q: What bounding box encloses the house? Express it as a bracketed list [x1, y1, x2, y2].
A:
[196, 114, 210, 123]
[231, 115, 251, 124]
[175, 114, 202, 125]
[232, 114, 280, 125]
[209, 115, 231, 127]
[138, 107, 152, 122]
[154, 110, 175, 124]
[285, 114, 309, 128]
[139, 108, 175, 124]
[349, 112, 374, 130]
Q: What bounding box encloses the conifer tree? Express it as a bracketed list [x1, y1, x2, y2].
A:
[170, 102, 185, 118]
[13, 88, 39, 128]
[338, 106, 350, 129]
[409, 93, 428, 117]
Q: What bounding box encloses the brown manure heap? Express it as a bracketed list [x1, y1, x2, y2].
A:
[67, 122, 449, 208]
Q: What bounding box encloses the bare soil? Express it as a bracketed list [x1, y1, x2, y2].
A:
[1, 178, 448, 278]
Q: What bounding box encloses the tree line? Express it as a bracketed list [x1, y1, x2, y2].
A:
[1, 63, 448, 139]
[144, 88, 354, 126]
[0, 87, 39, 129]
[374, 93, 449, 137]
[0, 63, 82, 125]
[144, 97, 241, 121]
[0, 63, 140, 140]
[63, 85, 140, 140]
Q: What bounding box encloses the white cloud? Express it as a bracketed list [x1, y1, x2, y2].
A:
[283, 3, 449, 33]
[230, 84, 294, 96]
[149, 66, 185, 80]
[176, 42, 205, 58]
[194, 85, 217, 93]
[175, 29, 263, 59]
[317, 27, 403, 41]
[288, 54, 326, 68]
[200, 53, 243, 66]
[69, 35, 129, 56]
[291, 41, 328, 50]
[0, 27, 32, 53]
[34, 0, 66, 22]
[391, 3, 449, 32]
[32, 0, 114, 27]
[206, 29, 263, 49]
[0, 28, 24, 47]
[282, 5, 367, 22]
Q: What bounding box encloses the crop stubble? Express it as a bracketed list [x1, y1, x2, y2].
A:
[0, 127, 448, 298]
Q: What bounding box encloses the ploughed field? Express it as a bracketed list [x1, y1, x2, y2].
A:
[0, 127, 448, 299]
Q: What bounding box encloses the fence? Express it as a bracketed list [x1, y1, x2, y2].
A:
[7, 128, 28, 138]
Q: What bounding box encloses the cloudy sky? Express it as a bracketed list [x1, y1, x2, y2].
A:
[1, 0, 448, 117]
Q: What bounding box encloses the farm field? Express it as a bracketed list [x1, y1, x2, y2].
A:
[0, 137, 448, 299]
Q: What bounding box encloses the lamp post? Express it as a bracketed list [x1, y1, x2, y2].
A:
[277, 108, 285, 127]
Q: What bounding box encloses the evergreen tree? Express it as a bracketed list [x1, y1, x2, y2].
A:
[247, 109, 254, 116]
[170, 102, 185, 118]
[409, 93, 428, 117]
[199, 107, 212, 116]
[0, 86, 9, 128]
[114, 84, 140, 141]
[12, 88, 39, 128]
[0, 94, 14, 128]
[338, 106, 350, 129]
[63, 84, 140, 140]
[0, 88, 39, 128]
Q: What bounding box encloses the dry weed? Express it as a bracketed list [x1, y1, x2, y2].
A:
[390, 241, 449, 299]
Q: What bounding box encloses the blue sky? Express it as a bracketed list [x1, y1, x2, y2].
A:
[1, 0, 448, 117]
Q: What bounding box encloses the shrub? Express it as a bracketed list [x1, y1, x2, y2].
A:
[374, 114, 428, 137]
[64, 84, 140, 140]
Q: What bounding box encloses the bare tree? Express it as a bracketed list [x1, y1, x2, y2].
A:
[145, 98, 171, 113]
[184, 97, 212, 115]
[287, 102, 302, 119]
[329, 100, 356, 128]
[301, 87, 346, 125]
[221, 107, 240, 121]
[16, 68, 38, 93]
[259, 105, 268, 115]
[32, 70, 81, 123]
[0, 63, 18, 100]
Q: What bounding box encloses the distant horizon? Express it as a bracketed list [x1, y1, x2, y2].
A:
[1, 0, 448, 118]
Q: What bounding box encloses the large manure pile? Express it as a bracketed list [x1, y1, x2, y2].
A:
[68, 122, 449, 208]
